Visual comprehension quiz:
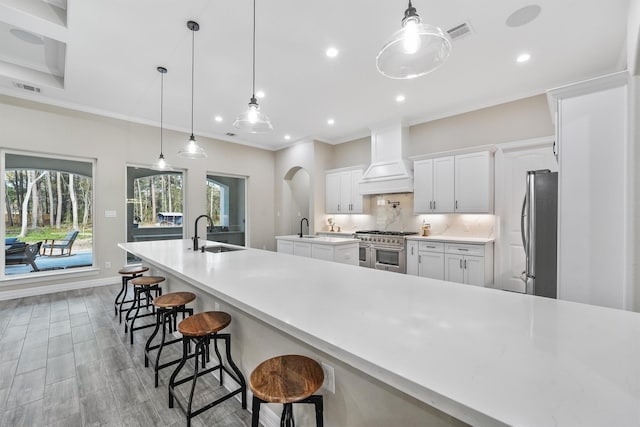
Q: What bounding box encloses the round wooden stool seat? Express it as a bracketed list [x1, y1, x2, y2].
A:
[153, 292, 196, 308]
[118, 265, 149, 275]
[131, 276, 165, 286]
[250, 355, 324, 404]
[178, 311, 231, 337]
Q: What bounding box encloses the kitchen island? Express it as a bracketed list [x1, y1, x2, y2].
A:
[119, 239, 640, 427]
[275, 234, 359, 265]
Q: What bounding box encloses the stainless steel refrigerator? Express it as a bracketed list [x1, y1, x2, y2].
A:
[521, 170, 558, 298]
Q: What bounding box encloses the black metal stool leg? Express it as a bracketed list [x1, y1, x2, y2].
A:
[213, 336, 223, 385]
[144, 309, 163, 368]
[114, 276, 126, 316]
[124, 287, 139, 333]
[169, 337, 190, 409]
[251, 396, 262, 427]
[221, 334, 247, 409]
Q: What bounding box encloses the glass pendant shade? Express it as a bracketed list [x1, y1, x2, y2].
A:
[234, 0, 273, 133]
[376, 3, 452, 79]
[152, 153, 173, 171]
[233, 97, 273, 133]
[178, 134, 207, 159]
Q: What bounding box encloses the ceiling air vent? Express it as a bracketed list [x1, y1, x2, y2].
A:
[447, 22, 472, 41]
[13, 82, 41, 93]
[225, 132, 236, 137]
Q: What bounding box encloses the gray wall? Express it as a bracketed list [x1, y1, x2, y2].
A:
[0, 95, 275, 294]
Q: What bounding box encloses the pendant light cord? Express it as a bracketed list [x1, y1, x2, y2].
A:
[190, 27, 195, 137]
[160, 71, 164, 154]
[252, 0, 256, 98]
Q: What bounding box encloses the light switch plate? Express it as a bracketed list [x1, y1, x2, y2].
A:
[104, 210, 117, 218]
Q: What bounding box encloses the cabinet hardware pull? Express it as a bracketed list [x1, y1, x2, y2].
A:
[338, 204, 340, 211]
[426, 245, 436, 248]
[434, 201, 436, 210]
[411, 246, 414, 255]
[418, 255, 421, 264]
[464, 260, 467, 269]
[455, 200, 458, 210]
[459, 259, 462, 269]
[458, 248, 469, 251]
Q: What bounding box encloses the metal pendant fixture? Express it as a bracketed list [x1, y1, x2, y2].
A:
[152, 66, 173, 171]
[376, 1, 452, 79]
[178, 20, 208, 159]
[233, 0, 273, 133]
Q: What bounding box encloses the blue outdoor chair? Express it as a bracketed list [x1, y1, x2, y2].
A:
[41, 230, 79, 256]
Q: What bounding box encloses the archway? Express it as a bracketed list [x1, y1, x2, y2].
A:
[282, 167, 310, 235]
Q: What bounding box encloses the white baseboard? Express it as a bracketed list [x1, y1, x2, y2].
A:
[0, 276, 119, 301]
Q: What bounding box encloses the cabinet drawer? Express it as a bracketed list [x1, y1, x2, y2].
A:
[418, 241, 444, 252]
[445, 243, 485, 257]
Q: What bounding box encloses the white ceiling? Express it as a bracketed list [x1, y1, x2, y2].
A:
[0, 0, 631, 150]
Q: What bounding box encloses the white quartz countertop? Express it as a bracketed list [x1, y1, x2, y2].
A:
[119, 240, 640, 427]
[275, 235, 359, 245]
[406, 235, 495, 243]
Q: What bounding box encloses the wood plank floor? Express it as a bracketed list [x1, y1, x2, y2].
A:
[0, 284, 252, 427]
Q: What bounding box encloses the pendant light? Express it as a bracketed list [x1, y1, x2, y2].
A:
[152, 66, 173, 171]
[178, 20, 207, 159]
[233, 0, 273, 133]
[376, 1, 452, 79]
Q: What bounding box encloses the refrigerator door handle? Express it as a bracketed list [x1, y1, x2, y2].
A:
[520, 195, 527, 256]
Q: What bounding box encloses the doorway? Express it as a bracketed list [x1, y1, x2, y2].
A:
[282, 167, 310, 235]
[494, 137, 557, 292]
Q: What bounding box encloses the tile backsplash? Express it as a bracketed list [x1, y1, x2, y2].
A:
[322, 193, 495, 238]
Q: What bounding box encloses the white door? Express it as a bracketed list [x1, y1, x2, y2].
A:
[463, 256, 484, 286]
[455, 151, 490, 213]
[413, 160, 433, 213]
[433, 156, 455, 213]
[339, 172, 352, 213]
[419, 252, 445, 280]
[325, 173, 341, 214]
[444, 254, 464, 283]
[494, 138, 557, 293]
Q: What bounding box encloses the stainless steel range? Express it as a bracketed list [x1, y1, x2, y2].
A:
[355, 230, 417, 273]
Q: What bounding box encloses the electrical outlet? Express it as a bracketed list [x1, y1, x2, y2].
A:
[104, 261, 111, 269]
[321, 362, 335, 393]
[214, 301, 221, 311]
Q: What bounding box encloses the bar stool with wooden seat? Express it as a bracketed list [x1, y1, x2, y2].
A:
[114, 265, 149, 323]
[144, 291, 196, 387]
[250, 355, 324, 427]
[124, 275, 164, 345]
[168, 311, 247, 427]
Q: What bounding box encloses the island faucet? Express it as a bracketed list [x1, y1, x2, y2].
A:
[193, 214, 214, 250]
[299, 217, 309, 238]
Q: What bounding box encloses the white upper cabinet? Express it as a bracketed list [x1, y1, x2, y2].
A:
[325, 168, 365, 214]
[455, 151, 492, 213]
[414, 151, 492, 214]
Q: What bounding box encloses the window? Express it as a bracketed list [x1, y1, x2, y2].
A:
[2, 151, 95, 278]
[126, 166, 184, 261]
[206, 174, 246, 246]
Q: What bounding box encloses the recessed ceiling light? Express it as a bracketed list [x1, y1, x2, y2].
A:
[214, 115, 223, 122]
[284, 134, 291, 140]
[506, 5, 542, 28]
[326, 47, 339, 58]
[256, 90, 265, 98]
[327, 118, 335, 125]
[517, 53, 531, 63]
[396, 94, 406, 103]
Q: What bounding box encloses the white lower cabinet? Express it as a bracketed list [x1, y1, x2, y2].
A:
[419, 252, 445, 280]
[276, 237, 359, 266]
[277, 240, 293, 255]
[407, 239, 493, 286]
[293, 242, 312, 258]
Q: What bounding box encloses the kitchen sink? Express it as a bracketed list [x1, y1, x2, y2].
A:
[202, 246, 245, 253]
[300, 235, 317, 238]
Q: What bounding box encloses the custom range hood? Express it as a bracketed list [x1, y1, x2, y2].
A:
[359, 123, 413, 194]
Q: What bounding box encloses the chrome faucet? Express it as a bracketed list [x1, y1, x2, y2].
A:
[299, 217, 309, 238]
[193, 214, 214, 250]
